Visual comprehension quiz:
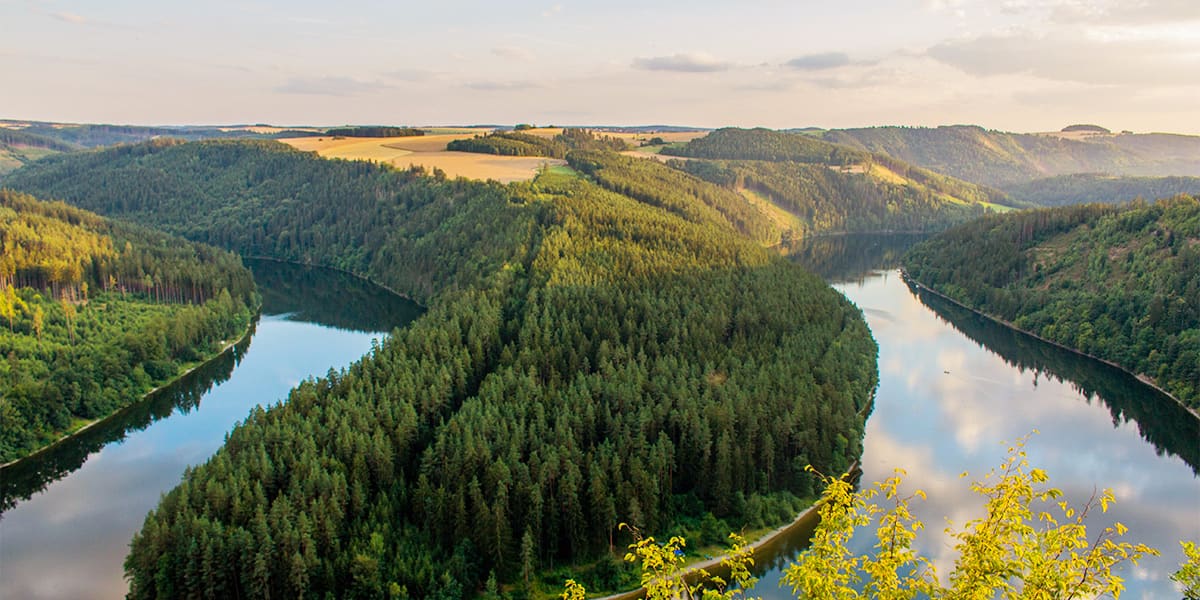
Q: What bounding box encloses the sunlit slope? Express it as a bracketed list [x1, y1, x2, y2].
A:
[824, 125, 1200, 188]
[4, 138, 878, 598]
[654, 127, 1015, 239]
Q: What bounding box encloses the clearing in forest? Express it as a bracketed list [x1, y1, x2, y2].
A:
[281, 130, 566, 182]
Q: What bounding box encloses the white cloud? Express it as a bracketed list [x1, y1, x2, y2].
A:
[492, 45, 536, 62]
[1001, 0, 1200, 25]
[785, 52, 852, 71]
[927, 32, 1200, 85]
[463, 80, 546, 91]
[51, 11, 87, 24]
[632, 53, 731, 73]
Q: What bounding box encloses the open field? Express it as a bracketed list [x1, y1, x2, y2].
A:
[281, 131, 565, 182]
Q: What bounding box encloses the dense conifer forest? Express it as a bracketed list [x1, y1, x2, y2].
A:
[325, 126, 425, 138]
[1003, 173, 1200, 207]
[0, 190, 256, 462]
[904, 196, 1200, 409]
[5, 139, 878, 598]
[822, 125, 1200, 187]
[447, 128, 629, 158]
[647, 127, 1016, 239]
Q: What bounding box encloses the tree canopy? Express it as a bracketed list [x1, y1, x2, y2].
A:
[3, 139, 879, 599]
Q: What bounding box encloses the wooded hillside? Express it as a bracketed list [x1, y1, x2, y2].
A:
[4, 140, 878, 598]
[904, 196, 1200, 409]
[0, 189, 256, 462]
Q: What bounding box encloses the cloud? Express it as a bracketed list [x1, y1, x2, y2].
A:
[1000, 0, 1200, 25]
[786, 52, 852, 71]
[385, 68, 438, 82]
[51, 11, 87, 24]
[492, 45, 536, 61]
[542, 4, 563, 17]
[463, 80, 545, 91]
[275, 76, 390, 96]
[927, 33, 1200, 85]
[632, 53, 731, 73]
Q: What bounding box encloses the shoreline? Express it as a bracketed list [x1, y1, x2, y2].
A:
[242, 255, 427, 307]
[0, 315, 258, 471]
[589, 462, 861, 600]
[901, 269, 1199, 420]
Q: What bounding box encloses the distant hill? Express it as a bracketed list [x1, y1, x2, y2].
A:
[655, 127, 1017, 239]
[0, 120, 275, 150]
[1005, 174, 1200, 207]
[1062, 124, 1110, 134]
[0, 129, 77, 175]
[823, 125, 1200, 187]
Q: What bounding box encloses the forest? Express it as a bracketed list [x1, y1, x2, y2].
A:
[823, 125, 1200, 187]
[904, 196, 1200, 409]
[325, 126, 425, 138]
[447, 128, 629, 158]
[1003, 173, 1200, 207]
[0, 190, 257, 462]
[5, 139, 879, 599]
[640, 128, 1015, 240]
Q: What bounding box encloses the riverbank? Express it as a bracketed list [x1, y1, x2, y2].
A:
[243, 255, 427, 307]
[901, 270, 1199, 420]
[0, 315, 258, 470]
[588, 463, 861, 600]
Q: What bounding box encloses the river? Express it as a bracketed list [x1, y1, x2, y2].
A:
[745, 234, 1199, 599]
[1, 240, 1196, 599]
[0, 259, 423, 600]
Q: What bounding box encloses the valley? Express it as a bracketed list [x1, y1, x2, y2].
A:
[1, 121, 1197, 599]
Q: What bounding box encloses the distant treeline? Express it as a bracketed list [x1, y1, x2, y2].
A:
[0, 129, 78, 152]
[0, 189, 257, 463]
[645, 128, 1013, 241]
[448, 128, 629, 158]
[13, 123, 264, 148]
[823, 125, 1200, 188]
[5, 139, 876, 599]
[904, 196, 1200, 408]
[1003, 174, 1200, 207]
[325, 126, 425, 138]
[663, 127, 860, 165]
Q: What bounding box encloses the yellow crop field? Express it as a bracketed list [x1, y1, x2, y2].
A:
[281, 131, 565, 183]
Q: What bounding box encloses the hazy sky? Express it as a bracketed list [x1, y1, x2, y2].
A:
[3, 0, 1199, 132]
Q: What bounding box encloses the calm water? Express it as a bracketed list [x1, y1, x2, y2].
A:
[748, 235, 1200, 598]
[0, 260, 422, 600]
[1, 242, 1196, 599]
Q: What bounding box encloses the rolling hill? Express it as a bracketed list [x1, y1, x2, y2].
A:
[656, 127, 1018, 239]
[822, 125, 1200, 188]
[4, 139, 878, 598]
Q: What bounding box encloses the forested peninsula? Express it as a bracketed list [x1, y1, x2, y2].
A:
[5, 139, 879, 598]
[904, 196, 1200, 409]
[0, 190, 256, 463]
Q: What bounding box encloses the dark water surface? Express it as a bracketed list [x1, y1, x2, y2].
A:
[0, 260, 422, 600]
[746, 235, 1200, 599]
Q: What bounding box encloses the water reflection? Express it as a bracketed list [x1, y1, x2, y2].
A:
[786, 233, 925, 283]
[750, 236, 1200, 599]
[909, 282, 1200, 475]
[246, 258, 424, 332]
[0, 262, 422, 600]
[0, 326, 252, 513]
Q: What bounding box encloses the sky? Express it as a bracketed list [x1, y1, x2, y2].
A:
[3, 0, 1199, 133]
